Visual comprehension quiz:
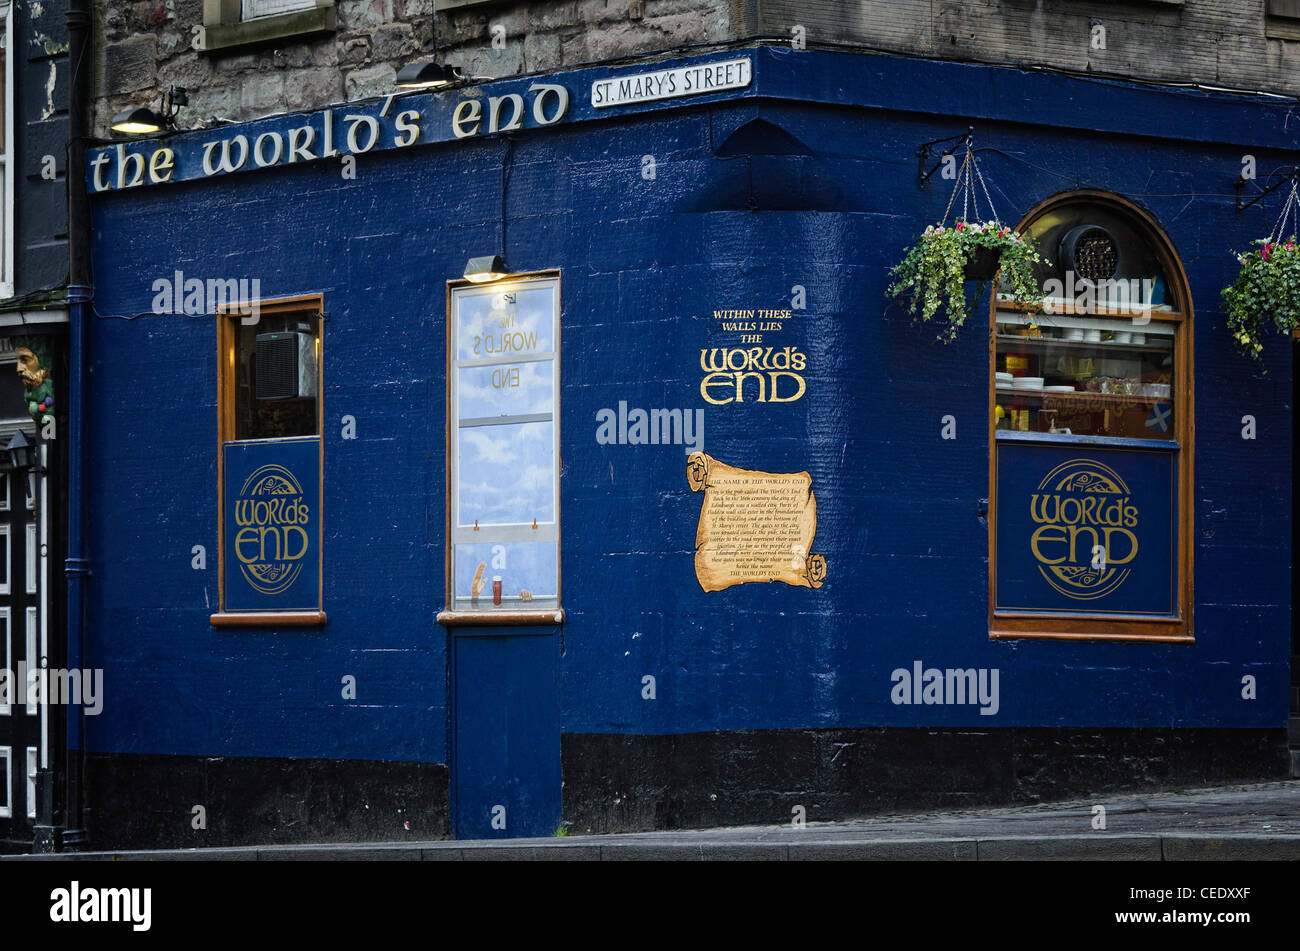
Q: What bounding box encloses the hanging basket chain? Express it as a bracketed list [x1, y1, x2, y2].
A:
[972, 151, 1000, 224]
[940, 147, 968, 226]
[940, 141, 1001, 226]
[1267, 181, 1300, 246]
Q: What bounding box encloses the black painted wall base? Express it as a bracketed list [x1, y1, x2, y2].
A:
[82, 753, 449, 852]
[561, 727, 1292, 834]
[64, 728, 1291, 850]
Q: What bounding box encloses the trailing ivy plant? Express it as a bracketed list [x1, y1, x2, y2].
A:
[1222, 237, 1300, 363]
[887, 220, 1046, 342]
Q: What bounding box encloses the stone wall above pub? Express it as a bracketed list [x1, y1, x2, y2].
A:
[754, 0, 1300, 99]
[92, 0, 736, 137]
[91, 0, 1300, 140]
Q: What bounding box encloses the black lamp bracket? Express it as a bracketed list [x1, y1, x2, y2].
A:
[161, 85, 187, 120]
[918, 126, 974, 190]
[1236, 167, 1300, 216]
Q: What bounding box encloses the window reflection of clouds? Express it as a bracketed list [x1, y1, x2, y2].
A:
[459, 422, 554, 525]
[458, 362, 553, 418]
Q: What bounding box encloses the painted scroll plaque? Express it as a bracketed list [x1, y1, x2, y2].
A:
[686, 451, 827, 592]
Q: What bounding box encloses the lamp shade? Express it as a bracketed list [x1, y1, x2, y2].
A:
[6, 430, 34, 471]
[395, 62, 461, 90]
[110, 106, 167, 135]
[464, 255, 508, 283]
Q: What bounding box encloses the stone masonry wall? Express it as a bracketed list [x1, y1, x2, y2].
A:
[92, 0, 1300, 139]
[93, 0, 736, 137]
[755, 0, 1300, 99]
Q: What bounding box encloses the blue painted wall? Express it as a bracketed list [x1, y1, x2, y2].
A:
[84, 47, 1293, 765]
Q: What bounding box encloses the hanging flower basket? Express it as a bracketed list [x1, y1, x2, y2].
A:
[887, 220, 1046, 342]
[963, 244, 1001, 281]
[1221, 237, 1300, 363]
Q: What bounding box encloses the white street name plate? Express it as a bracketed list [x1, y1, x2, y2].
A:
[591, 57, 752, 108]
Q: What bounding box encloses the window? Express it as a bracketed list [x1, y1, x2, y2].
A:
[0, 524, 8, 596]
[0, 1, 13, 298]
[23, 606, 32, 714]
[1269, 0, 1300, 19]
[24, 744, 34, 818]
[0, 746, 9, 819]
[242, 0, 315, 18]
[200, 0, 335, 55]
[444, 275, 561, 619]
[989, 192, 1192, 642]
[435, 0, 513, 9]
[0, 608, 9, 716]
[1267, 0, 1300, 39]
[213, 296, 324, 626]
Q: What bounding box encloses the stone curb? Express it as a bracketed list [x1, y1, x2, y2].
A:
[6, 833, 1300, 861]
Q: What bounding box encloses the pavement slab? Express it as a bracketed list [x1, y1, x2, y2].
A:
[4, 780, 1298, 861]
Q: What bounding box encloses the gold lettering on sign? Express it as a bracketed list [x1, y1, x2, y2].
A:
[686, 452, 827, 593]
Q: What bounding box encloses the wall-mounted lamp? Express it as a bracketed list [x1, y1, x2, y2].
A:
[7, 429, 35, 471]
[110, 86, 188, 135]
[395, 62, 464, 90]
[464, 255, 508, 283]
[6, 430, 37, 502]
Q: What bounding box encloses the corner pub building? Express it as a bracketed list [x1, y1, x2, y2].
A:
[66, 44, 1296, 848]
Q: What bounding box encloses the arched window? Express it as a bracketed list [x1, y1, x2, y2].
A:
[989, 191, 1193, 642]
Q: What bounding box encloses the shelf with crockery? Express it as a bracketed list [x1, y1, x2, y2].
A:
[993, 306, 1176, 438]
[994, 385, 1171, 405]
[994, 333, 1171, 355]
[994, 295, 1181, 321]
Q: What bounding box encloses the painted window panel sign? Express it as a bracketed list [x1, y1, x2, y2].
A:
[449, 277, 560, 613]
[222, 436, 322, 612]
[994, 439, 1177, 617]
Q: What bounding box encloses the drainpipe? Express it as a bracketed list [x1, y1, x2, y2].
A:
[61, 0, 92, 852]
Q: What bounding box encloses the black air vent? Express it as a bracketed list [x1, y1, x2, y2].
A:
[1059, 225, 1121, 282]
[255, 333, 300, 401]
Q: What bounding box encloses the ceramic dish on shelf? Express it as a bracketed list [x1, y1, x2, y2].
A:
[1113, 332, 1132, 344]
[1065, 329, 1085, 342]
[1043, 385, 1075, 393]
[1011, 376, 1044, 389]
[1083, 329, 1101, 343]
[995, 372, 1014, 385]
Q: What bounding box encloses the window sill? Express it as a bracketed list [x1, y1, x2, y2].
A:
[995, 430, 1178, 451]
[1266, 18, 1300, 41]
[202, 6, 335, 54]
[437, 608, 565, 628]
[210, 610, 327, 628]
[435, 0, 512, 10]
[990, 619, 1189, 643]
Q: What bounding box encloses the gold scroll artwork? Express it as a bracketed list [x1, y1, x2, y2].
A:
[686, 451, 828, 592]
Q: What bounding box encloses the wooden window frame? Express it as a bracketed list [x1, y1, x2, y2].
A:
[988, 190, 1194, 643]
[210, 294, 326, 628]
[438, 271, 565, 628]
[199, 0, 335, 55]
